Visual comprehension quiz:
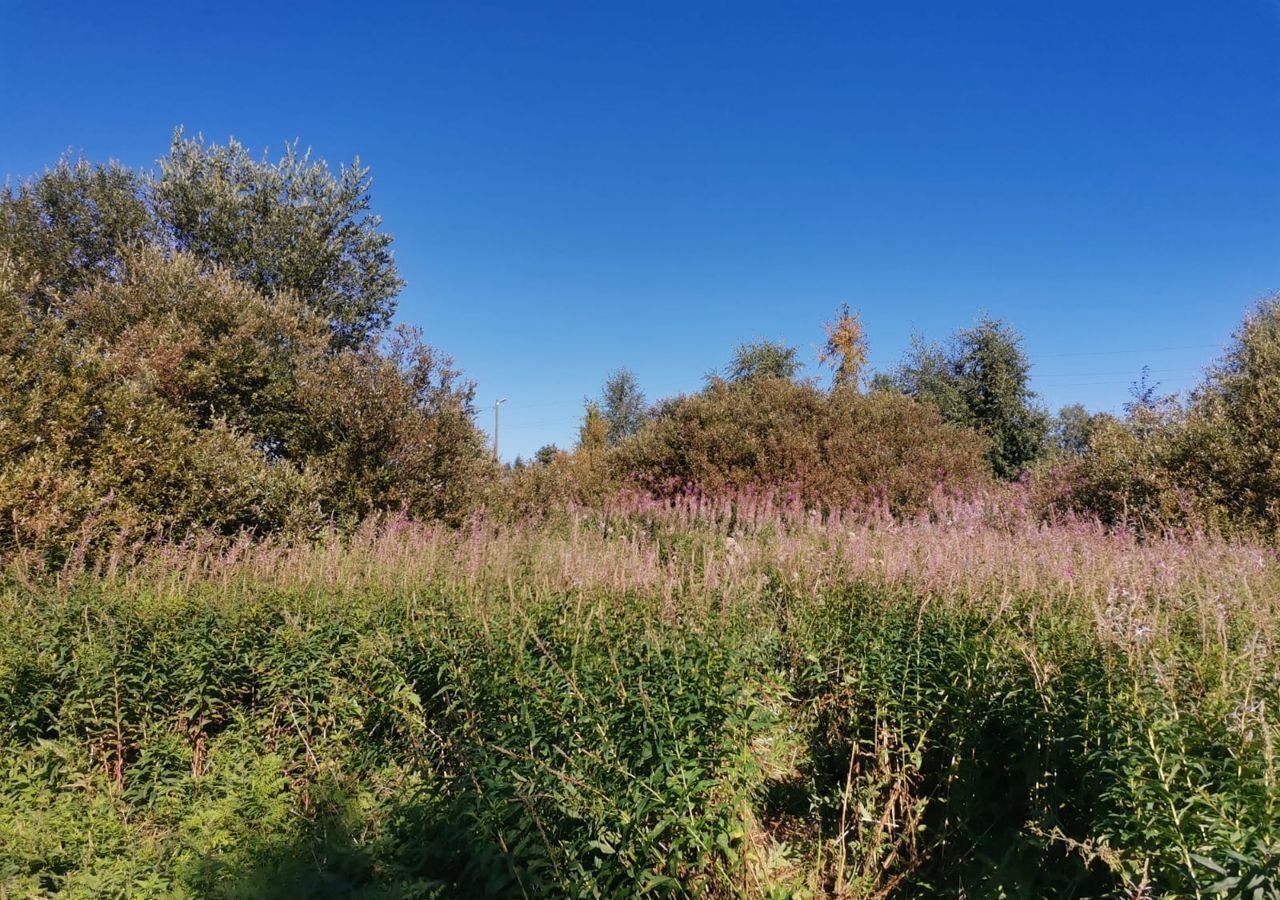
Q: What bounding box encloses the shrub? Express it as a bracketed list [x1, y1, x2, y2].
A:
[1052, 413, 1201, 532]
[0, 132, 494, 560]
[1180, 293, 1280, 533]
[0, 249, 491, 563]
[495, 426, 620, 519]
[289, 326, 493, 525]
[610, 377, 990, 515]
[1056, 295, 1280, 536]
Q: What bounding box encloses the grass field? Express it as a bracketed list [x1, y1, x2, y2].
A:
[2, 503, 1277, 897]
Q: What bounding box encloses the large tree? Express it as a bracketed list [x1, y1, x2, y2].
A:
[154, 130, 403, 347]
[1, 131, 404, 348]
[0, 136, 488, 561]
[0, 157, 152, 312]
[877, 316, 1048, 478]
[594, 368, 647, 446]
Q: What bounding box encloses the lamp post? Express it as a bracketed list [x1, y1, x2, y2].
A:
[494, 398, 507, 460]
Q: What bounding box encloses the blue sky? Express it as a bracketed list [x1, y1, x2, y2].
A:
[3, 1, 1277, 460]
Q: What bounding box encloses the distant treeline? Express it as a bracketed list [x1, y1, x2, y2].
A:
[4, 133, 1279, 564]
[506, 276, 1280, 540]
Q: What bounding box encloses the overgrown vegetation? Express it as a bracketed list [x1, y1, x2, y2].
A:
[1039, 294, 1280, 537]
[8, 136, 1280, 550]
[1, 512, 1276, 897]
[872, 316, 1048, 480]
[1, 135, 493, 566]
[611, 378, 989, 514]
[4, 135, 1280, 897]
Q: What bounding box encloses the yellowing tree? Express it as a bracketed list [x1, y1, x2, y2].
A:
[577, 402, 609, 455]
[820, 303, 868, 391]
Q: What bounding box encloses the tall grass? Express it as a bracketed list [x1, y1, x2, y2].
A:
[2, 504, 1277, 897]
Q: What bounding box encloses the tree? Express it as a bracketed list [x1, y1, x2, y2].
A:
[725, 339, 801, 382]
[153, 130, 404, 347]
[1125, 366, 1164, 416]
[2, 132, 406, 349]
[1049, 404, 1094, 456]
[1181, 293, 1280, 529]
[0, 137, 492, 560]
[577, 402, 609, 454]
[870, 333, 968, 422]
[594, 368, 647, 446]
[878, 316, 1047, 479]
[534, 444, 562, 465]
[953, 317, 1049, 477]
[819, 304, 869, 390]
[0, 155, 152, 312]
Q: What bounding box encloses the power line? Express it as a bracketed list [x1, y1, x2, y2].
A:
[1035, 379, 1197, 389]
[497, 418, 584, 431]
[1035, 343, 1220, 359]
[475, 399, 568, 412]
[1034, 367, 1187, 379]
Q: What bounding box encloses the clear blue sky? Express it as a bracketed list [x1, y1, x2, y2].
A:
[3, 1, 1277, 460]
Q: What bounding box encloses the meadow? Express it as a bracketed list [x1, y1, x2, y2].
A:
[5, 134, 1280, 899]
[3, 498, 1276, 898]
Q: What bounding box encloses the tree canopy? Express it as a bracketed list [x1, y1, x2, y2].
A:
[0, 136, 489, 562]
[594, 368, 647, 446]
[1, 130, 403, 348]
[819, 304, 869, 390]
[877, 316, 1048, 479]
[725, 338, 801, 382]
[155, 131, 403, 347]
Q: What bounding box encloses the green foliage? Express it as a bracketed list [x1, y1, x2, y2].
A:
[0, 156, 152, 312]
[1056, 295, 1280, 536]
[0, 579, 771, 897]
[0, 525, 1274, 898]
[783, 589, 1278, 897]
[1048, 403, 1095, 457]
[869, 333, 968, 423]
[534, 444, 562, 466]
[1057, 412, 1202, 532]
[0, 135, 491, 561]
[879, 317, 1049, 479]
[0, 253, 320, 559]
[576, 402, 609, 454]
[725, 339, 801, 383]
[594, 368, 647, 446]
[1181, 294, 1280, 532]
[288, 324, 492, 524]
[0, 248, 490, 562]
[612, 376, 990, 514]
[155, 130, 403, 348]
[1, 133, 402, 348]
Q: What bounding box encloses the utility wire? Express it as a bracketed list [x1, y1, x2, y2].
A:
[1034, 367, 1187, 379]
[1035, 343, 1220, 359]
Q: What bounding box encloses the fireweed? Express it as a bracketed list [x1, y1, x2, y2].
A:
[1, 503, 1276, 897]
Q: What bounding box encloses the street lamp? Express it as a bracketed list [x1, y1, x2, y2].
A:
[494, 398, 507, 460]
